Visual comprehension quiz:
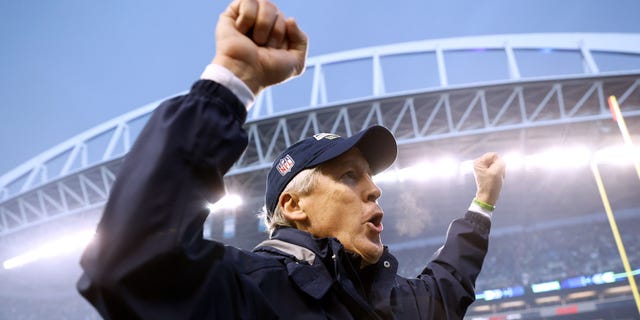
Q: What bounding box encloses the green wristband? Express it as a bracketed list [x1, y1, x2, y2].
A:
[473, 198, 495, 211]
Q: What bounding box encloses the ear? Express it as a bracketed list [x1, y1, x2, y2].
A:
[279, 192, 308, 223]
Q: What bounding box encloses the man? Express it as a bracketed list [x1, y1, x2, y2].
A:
[77, 0, 506, 319]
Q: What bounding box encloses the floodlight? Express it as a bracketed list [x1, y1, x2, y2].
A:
[503, 152, 525, 171]
[594, 145, 640, 166]
[207, 194, 243, 213]
[399, 162, 433, 181]
[3, 230, 95, 270]
[459, 160, 474, 175]
[373, 169, 399, 183]
[431, 157, 459, 178]
[525, 146, 591, 170]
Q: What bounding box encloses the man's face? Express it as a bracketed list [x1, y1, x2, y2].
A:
[297, 148, 384, 266]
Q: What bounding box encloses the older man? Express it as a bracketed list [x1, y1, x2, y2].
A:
[77, 0, 505, 319]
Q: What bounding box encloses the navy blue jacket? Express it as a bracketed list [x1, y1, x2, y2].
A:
[77, 80, 491, 319]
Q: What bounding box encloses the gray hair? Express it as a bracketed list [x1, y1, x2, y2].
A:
[261, 167, 320, 235]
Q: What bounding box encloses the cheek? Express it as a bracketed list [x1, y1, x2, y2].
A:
[335, 194, 366, 227]
[321, 192, 360, 225]
[330, 187, 360, 205]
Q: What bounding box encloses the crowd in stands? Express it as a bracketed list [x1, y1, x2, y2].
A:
[395, 215, 640, 291]
[2, 208, 637, 318]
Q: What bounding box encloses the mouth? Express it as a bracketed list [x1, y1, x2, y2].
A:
[366, 212, 384, 233]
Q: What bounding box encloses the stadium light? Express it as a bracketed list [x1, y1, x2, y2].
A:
[2, 229, 95, 270]
[459, 159, 474, 175]
[374, 157, 462, 184]
[593, 145, 640, 166]
[373, 169, 400, 183]
[431, 157, 460, 178]
[503, 152, 525, 171]
[524, 146, 591, 170]
[207, 194, 243, 213]
[399, 162, 434, 181]
[373, 145, 636, 185]
[400, 163, 420, 181]
[2, 194, 245, 271]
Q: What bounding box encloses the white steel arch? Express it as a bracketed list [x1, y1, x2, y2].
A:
[1, 33, 640, 235]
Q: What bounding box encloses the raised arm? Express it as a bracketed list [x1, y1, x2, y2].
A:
[410, 153, 505, 318]
[77, 0, 307, 318]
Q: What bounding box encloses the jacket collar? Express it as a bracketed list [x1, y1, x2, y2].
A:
[253, 227, 399, 307]
[253, 227, 338, 299]
[269, 227, 336, 261]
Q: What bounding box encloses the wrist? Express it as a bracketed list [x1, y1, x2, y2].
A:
[469, 197, 494, 219]
[473, 197, 495, 211]
[474, 191, 497, 206]
[211, 56, 263, 95]
[201, 63, 256, 109]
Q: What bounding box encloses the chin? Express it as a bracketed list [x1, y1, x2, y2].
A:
[360, 245, 384, 265]
[360, 253, 382, 267]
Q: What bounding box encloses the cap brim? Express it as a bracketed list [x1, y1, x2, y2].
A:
[307, 126, 397, 174]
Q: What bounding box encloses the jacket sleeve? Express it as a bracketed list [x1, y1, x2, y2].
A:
[77, 80, 249, 318]
[415, 210, 491, 319]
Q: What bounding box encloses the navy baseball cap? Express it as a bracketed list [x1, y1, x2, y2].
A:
[265, 125, 397, 214]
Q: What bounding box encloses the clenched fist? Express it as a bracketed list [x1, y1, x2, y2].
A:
[212, 0, 308, 96]
[473, 152, 506, 206]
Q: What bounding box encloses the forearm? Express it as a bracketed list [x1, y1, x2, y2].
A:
[420, 210, 491, 316]
[79, 79, 248, 293]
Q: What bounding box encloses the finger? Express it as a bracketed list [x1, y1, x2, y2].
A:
[285, 18, 307, 49]
[252, 0, 278, 45]
[283, 18, 308, 75]
[487, 155, 506, 180]
[266, 12, 286, 48]
[284, 18, 308, 74]
[495, 156, 507, 179]
[235, 0, 259, 35]
[474, 152, 494, 169]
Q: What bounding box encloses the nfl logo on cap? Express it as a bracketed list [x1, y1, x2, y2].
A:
[276, 154, 295, 176]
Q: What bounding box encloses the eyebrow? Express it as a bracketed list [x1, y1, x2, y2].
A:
[335, 157, 371, 174]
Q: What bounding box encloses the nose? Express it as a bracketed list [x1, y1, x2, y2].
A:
[365, 175, 382, 203]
